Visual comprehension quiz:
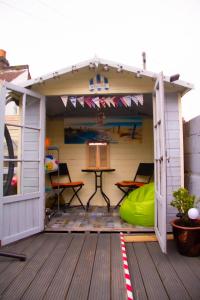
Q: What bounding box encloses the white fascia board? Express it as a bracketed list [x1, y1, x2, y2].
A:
[22, 58, 92, 88]
[163, 75, 194, 91]
[98, 57, 158, 78]
[21, 56, 193, 91]
[99, 58, 193, 90]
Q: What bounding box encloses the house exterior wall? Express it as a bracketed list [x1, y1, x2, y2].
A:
[165, 92, 182, 230]
[184, 115, 200, 198]
[46, 117, 154, 206]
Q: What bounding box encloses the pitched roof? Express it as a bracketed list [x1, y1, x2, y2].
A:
[0, 65, 31, 82]
[23, 57, 193, 94]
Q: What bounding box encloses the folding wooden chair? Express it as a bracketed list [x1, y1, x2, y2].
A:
[115, 163, 154, 208]
[49, 163, 85, 209]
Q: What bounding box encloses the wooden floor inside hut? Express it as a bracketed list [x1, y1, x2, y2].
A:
[0, 233, 200, 300]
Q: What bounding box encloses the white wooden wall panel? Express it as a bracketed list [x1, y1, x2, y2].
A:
[18, 201, 26, 232]
[2, 198, 39, 244]
[23, 151, 39, 161]
[165, 93, 182, 230]
[166, 120, 179, 130]
[25, 95, 40, 127]
[166, 130, 179, 140]
[166, 139, 180, 149]
[1, 82, 45, 246]
[24, 129, 39, 141]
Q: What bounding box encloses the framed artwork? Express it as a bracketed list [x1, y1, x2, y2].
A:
[64, 115, 143, 144]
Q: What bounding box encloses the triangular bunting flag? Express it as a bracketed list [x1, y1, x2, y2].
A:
[131, 96, 139, 106]
[134, 94, 144, 105]
[77, 96, 84, 107]
[100, 97, 107, 108]
[70, 96, 77, 107]
[85, 97, 93, 108]
[61, 96, 68, 107]
[110, 97, 116, 107]
[120, 97, 128, 107]
[124, 96, 132, 107]
[104, 97, 111, 107]
[93, 97, 101, 108]
[114, 97, 119, 108]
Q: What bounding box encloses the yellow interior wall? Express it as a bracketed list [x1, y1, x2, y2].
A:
[46, 117, 154, 206]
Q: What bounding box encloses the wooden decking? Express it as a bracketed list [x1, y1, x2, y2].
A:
[127, 240, 200, 300]
[0, 233, 200, 300]
[0, 233, 126, 300]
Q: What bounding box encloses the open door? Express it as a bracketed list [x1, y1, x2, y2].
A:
[0, 81, 45, 246]
[153, 73, 167, 253]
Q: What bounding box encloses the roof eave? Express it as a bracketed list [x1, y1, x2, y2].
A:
[21, 57, 193, 93]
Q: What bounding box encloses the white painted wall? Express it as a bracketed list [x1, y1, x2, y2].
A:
[165, 93, 182, 230]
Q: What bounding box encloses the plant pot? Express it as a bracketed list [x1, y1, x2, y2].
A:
[171, 219, 200, 257]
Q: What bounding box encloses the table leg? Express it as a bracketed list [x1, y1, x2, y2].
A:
[86, 172, 98, 210]
[86, 171, 111, 211]
[86, 190, 98, 210]
[99, 172, 110, 211]
[101, 191, 110, 211]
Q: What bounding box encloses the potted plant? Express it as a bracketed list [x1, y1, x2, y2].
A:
[170, 188, 200, 256]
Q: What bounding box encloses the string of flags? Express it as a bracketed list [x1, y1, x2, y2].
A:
[61, 94, 143, 108]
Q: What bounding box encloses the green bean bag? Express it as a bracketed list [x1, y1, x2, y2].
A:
[119, 182, 154, 227]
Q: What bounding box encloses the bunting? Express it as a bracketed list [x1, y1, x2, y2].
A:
[69, 96, 77, 107]
[77, 96, 84, 107]
[60, 94, 144, 109]
[61, 95, 68, 107]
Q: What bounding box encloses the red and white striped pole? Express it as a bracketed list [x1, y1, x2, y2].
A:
[120, 232, 134, 300]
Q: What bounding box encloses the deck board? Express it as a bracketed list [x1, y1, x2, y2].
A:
[147, 242, 190, 300]
[126, 243, 148, 300]
[43, 234, 85, 300]
[22, 233, 73, 300]
[167, 241, 200, 300]
[0, 234, 48, 296]
[111, 234, 127, 300]
[1, 234, 61, 300]
[133, 243, 169, 300]
[66, 233, 98, 300]
[1, 233, 200, 300]
[0, 235, 36, 274]
[88, 234, 111, 300]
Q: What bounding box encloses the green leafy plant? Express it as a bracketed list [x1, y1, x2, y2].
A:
[170, 188, 198, 226]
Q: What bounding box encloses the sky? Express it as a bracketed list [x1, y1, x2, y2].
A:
[0, 0, 200, 120]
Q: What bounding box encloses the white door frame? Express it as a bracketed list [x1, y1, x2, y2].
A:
[0, 81, 45, 245]
[153, 73, 167, 253]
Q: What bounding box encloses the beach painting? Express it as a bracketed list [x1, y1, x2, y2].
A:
[64, 115, 143, 144]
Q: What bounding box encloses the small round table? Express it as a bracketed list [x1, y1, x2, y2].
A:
[81, 168, 115, 211]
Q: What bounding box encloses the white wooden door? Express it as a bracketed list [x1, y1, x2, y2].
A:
[0, 81, 45, 246]
[153, 73, 167, 253]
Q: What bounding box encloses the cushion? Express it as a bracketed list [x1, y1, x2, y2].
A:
[119, 182, 154, 227]
[51, 181, 84, 188]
